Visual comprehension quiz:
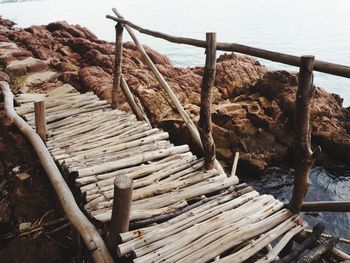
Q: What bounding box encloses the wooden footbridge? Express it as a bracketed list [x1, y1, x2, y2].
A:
[2, 6, 350, 263]
[11, 83, 306, 263]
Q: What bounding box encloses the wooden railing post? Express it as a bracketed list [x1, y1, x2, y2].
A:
[34, 100, 46, 142]
[112, 22, 124, 109]
[111, 8, 226, 175]
[199, 32, 217, 170]
[107, 175, 133, 258]
[289, 55, 317, 214]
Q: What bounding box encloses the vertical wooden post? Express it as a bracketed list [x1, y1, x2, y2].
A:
[112, 22, 124, 109]
[107, 175, 133, 258]
[289, 55, 316, 214]
[34, 100, 46, 142]
[199, 32, 217, 170]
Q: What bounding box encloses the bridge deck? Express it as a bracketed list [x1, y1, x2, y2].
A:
[15, 84, 306, 262]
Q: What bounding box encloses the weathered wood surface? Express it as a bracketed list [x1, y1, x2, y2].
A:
[14, 83, 308, 262]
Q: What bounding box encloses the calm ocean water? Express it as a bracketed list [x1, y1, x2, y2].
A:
[1, 0, 350, 251]
[1, 0, 350, 105]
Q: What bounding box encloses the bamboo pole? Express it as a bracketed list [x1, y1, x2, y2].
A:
[34, 100, 47, 142]
[199, 32, 217, 170]
[0, 81, 114, 263]
[120, 76, 150, 125]
[111, 8, 225, 175]
[106, 15, 350, 79]
[112, 22, 123, 109]
[107, 175, 133, 258]
[289, 56, 317, 214]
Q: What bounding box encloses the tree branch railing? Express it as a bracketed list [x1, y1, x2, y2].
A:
[106, 14, 350, 79]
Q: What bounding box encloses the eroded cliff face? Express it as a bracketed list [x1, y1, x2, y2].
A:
[1, 17, 349, 175]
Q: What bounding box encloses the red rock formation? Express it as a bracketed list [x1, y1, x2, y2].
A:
[1, 17, 349, 174]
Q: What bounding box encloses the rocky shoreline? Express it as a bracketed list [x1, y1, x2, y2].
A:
[1, 16, 349, 175]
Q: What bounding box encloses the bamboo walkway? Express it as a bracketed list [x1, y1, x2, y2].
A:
[14, 84, 307, 262]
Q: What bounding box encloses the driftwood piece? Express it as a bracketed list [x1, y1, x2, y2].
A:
[297, 237, 339, 263]
[106, 15, 350, 78]
[199, 32, 217, 170]
[77, 145, 189, 177]
[0, 81, 114, 263]
[112, 22, 123, 109]
[289, 56, 317, 214]
[277, 223, 325, 263]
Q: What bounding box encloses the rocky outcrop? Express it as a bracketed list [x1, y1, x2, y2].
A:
[1, 17, 349, 175]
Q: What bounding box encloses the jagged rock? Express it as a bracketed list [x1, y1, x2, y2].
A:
[79, 66, 112, 102]
[1, 17, 349, 174]
[6, 57, 48, 75]
[0, 71, 10, 82]
[23, 71, 58, 87]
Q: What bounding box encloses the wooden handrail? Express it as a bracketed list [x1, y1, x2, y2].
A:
[106, 14, 350, 79]
[111, 8, 225, 175]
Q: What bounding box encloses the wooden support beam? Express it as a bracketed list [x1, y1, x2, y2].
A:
[112, 22, 123, 109]
[107, 175, 133, 258]
[105, 15, 350, 79]
[199, 32, 217, 170]
[284, 200, 350, 212]
[111, 8, 225, 175]
[34, 100, 47, 142]
[120, 76, 150, 125]
[289, 56, 316, 214]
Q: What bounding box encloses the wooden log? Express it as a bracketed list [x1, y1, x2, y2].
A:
[134, 206, 289, 263]
[120, 76, 150, 124]
[0, 81, 114, 263]
[256, 224, 305, 263]
[158, 200, 284, 263]
[289, 55, 316, 214]
[84, 156, 198, 200]
[111, 8, 225, 175]
[118, 185, 252, 243]
[107, 175, 133, 258]
[199, 32, 217, 170]
[77, 153, 194, 189]
[77, 145, 190, 177]
[106, 15, 350, 79]
[130, 185, 251, 229]
[277, 223, 325, 263]
[66, 132, 169, 165]
[117, 190, 260, 256]
[217, 216, 300, 263]
[112, 22, 123, 109]
[131, 175, 236, 210]
[298, 201, 350, 212]
[34, 100, 47, 142]
[297, 236, 339, 263]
